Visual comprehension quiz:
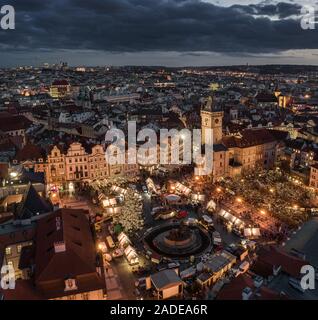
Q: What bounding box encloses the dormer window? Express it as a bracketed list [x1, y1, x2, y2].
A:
[64, 278, 78, 292]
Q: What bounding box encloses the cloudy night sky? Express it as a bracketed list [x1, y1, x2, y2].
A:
[0, 0, 318, 67]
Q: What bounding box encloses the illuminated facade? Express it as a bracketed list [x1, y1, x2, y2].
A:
[45, 142, 139, 187]
[49, 80, 71, 99]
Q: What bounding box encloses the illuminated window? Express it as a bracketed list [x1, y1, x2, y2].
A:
[17, 245, 22, 253]
[5, 247, 11, 256]
[82, 293, 89, 300]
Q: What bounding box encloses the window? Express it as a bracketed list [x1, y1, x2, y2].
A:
[17, 245, 22, 253]
[82, 293, 89, 300]
[5, 247, 12, 256]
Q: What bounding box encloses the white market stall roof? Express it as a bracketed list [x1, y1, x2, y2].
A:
[102, 197, 117, 207]
[175, 182, 192, 196]
[146, 178, 157, 193]
[98, 193, 107, 201]
[118, 232, 131, 247]
[124, 245, 139, 264]
[111, 186, 127, 195]
[218, 208, 245, 229]
[191, 194, 205, 202]
[244, 228, 261, 238]
[207, 199, 217, 211]
[105, 207, 121, 214]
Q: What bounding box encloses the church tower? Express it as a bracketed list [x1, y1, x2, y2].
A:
[201, 96, 223, 145]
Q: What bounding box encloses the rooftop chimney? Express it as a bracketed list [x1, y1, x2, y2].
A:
[242, 287, 253, 300]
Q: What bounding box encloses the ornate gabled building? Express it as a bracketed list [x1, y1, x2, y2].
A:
[45, 142, 139, 189]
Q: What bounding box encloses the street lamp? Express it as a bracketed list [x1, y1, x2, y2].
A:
[10, 172, 18, 179]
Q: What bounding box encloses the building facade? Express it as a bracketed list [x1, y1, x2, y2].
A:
[45, 142, 139, 188]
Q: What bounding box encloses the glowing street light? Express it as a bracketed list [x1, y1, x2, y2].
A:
[236, 197, 243, 203]
[10, 172, 18, 178]
[216, 187, 222, 193]
[260, 209, 266, 215]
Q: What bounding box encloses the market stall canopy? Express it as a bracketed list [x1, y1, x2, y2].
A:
[118, 232, 131, 248]
[105, 206, 121, 214]
[111, 185, 127, 195]
[207, 200, 217, 211]
[192, 194, 205, 202]
[146, 177, 158, 194]
[124, 245, 139, 264]
[102, 197, 117, 207]
[175, 182, 192, 196]
[98, 193, 107, 201]
[244, 228, 261, 238]
[218, 208, 245, 229]
[165, 194, 181, 203]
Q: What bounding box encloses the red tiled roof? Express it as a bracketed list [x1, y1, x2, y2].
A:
[0, 115, 32, 132]
[217, 274, 286, 300]
[223, 129, 286, 148]
[255, 246, 308, 279]
[15, 143, 46, 162]
[35, 208, 96, 282]
[0, 280, 43, 300]
[34, 209, 105, 297]
[217, 274, 254, 300]
[255, 92, 278, 103]
[52, 79, 69, 86]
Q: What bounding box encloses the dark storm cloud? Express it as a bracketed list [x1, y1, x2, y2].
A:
[0, 0, 316, 54]
[232, 2, 302, 18]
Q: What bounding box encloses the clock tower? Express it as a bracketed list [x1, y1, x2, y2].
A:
[201, 96, 223, 145]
